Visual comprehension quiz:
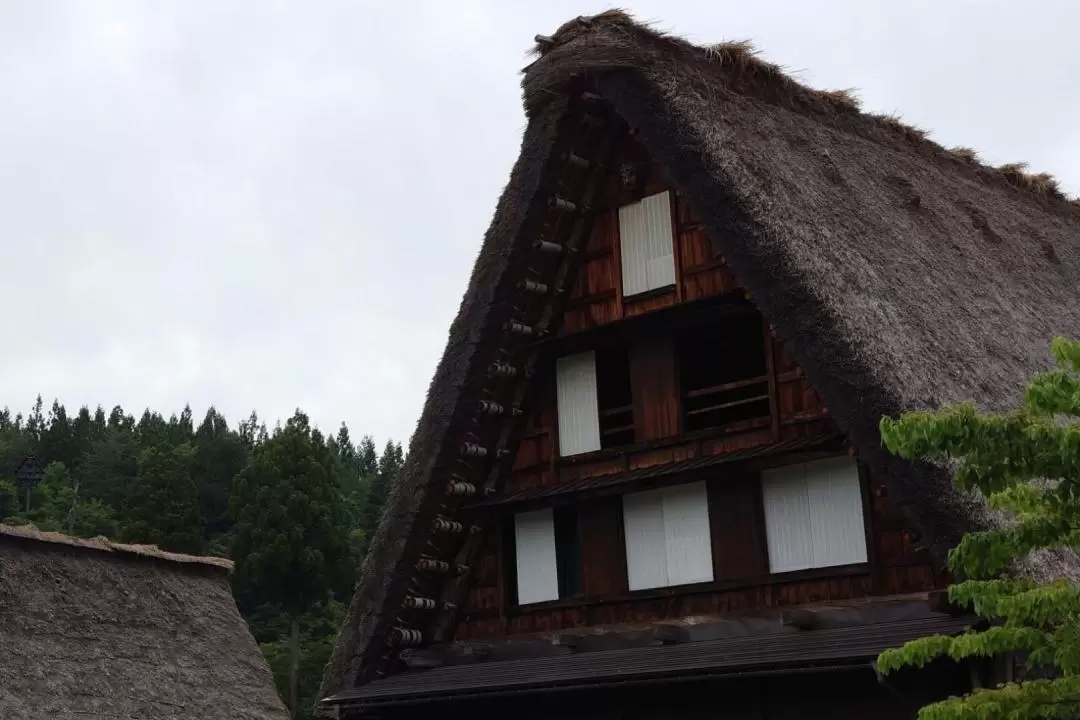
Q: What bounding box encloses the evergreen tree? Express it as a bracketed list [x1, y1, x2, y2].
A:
[24, 395, 44, 450]
[80, 428, 139, 512]
[357, 435, 378, 479]
[107, 404, 132, 433]
[359, 439, 402, 542]
[194, 407, 248, 542]
[878, 337, 1080, 720]
[39, 400, 74, 468]
[169, 404, 195, 446]
[230, 410, 351, 717]
[136, 409, 170, 449]
[70, 406, 95, 472]
[332, 424, 360, 492]
[92, 406, 107, 438]
[122, 443, 203, 554]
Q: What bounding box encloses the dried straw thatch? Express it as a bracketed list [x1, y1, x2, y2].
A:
[0, 524, 288, 720]
[320, 9, 1080, 708]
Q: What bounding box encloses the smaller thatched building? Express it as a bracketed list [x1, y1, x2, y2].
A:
[0, 524, 289, 720]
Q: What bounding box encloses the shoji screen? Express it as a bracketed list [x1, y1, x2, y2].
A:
[623, 481, 713, 591]
[618, 190, 676, 297]
[556, 351, 601, 457]
[761, 457, 867, 574]
[514, 508, 559, 604]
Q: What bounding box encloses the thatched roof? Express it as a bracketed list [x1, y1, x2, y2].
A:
[0, 524, 288, 719]
[320, 9, 1080, 706]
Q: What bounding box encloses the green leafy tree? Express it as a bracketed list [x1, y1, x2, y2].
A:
[230, 410, 351, 717]
[31, 461, 117, 538]
[122, 443, 203, 553]
[259, 600, 346, 719]
[877, 337, 1080, 720]
[0, 476, 19, 521]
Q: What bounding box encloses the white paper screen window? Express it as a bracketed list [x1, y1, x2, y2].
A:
[761, 457, 868, 574]
[618, 190, 676, 297]
[623, 481, 713, 591]
[514, 508, 559, 604]
[555, 351, 601, 457]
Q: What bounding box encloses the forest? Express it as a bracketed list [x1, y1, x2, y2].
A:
[0, 396, 403, 718]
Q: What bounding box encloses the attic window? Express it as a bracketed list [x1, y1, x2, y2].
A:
[618, 190, 675, 297]
[676, 314, 770, 433]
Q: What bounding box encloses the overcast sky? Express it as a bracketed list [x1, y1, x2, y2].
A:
[1, 1, 1077, 447]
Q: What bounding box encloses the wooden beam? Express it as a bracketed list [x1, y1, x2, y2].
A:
[763, 317, 781, 442]
[398, 649, 444, 669]
[780, 608, 821, 630]
[928, 589, 971, 617]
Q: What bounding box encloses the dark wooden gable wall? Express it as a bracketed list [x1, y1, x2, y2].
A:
[454, 129, 942, 641]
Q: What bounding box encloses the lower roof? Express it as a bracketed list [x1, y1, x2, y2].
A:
[0, 523, 234, 570]
[325, 614, 976, 708]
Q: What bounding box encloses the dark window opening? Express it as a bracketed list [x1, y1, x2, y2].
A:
[553, 505, 582, 598]
[596, 346, 634, 448]
[676, 313, 770, 433]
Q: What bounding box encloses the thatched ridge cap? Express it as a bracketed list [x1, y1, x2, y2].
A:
[0, 523, 234, 570]
[530, 9, 1077, 210]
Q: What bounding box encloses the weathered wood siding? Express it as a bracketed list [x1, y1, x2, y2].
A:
[561, 135, 736, 336]
[453, 131, 940, 641]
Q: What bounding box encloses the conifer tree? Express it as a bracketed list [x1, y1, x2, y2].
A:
[359, 440, 403, 541]
[193, 407, 248, 541]
[122, 443, 203, 554]
[230, 410, 350, 717]
[878, 337, 1080, 720]
[357, 435, 378, 479]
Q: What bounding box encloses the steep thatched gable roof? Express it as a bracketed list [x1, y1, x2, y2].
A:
[321, 9, 1080, 706]
[0, 525, 288, 720]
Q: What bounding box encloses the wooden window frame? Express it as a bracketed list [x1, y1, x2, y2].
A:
[501, 454, 874, 616]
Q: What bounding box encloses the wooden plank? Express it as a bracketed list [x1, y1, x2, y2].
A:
[685, 374, 769, 399]
[708, 474, 768, 582]
[579, 497, 629, 597]
[669, 190, 683, 304]
[624, 288, 676, 317]
[628, 339, 680, 443]
[611, 205, 625, 321]
[493, 515, 507, 633]
[685, 393, 770, 416]
[764, 317, 781, 442]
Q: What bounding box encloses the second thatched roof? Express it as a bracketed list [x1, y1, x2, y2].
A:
[0, 524, 289, 720]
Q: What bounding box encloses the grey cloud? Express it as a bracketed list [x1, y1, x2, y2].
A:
[1, 0, 1076, 446]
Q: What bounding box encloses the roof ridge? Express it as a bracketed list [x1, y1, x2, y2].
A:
[531, 10, 1079, 210]
[0, 522, 234, 570]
